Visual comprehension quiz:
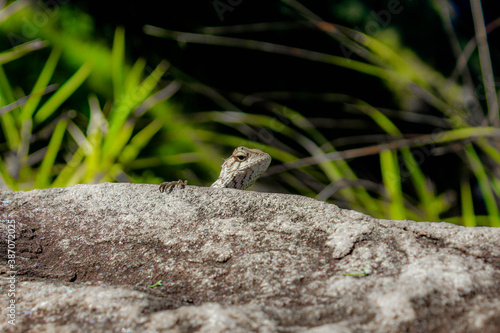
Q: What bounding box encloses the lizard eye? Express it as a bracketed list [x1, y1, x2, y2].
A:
[236, 154, 247, 161]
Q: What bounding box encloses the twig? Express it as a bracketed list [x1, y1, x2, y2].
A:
[470, 0, 499, 127]
[264, 127, 500, 175]
[0, 85, 58, 116]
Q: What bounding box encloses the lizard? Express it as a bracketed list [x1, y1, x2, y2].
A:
[159, 146, 271, 193]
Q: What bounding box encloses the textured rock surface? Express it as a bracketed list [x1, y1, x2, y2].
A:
[1, 183, 499, 332]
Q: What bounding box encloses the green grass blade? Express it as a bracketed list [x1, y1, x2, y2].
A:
[490, 177, 500, 202]
[34, 61, 93, 124]
[460, 178, 476, 227]
[102, 121, 135, 178]
[52, 145, 85, 187]
[0, 155, 17, 190]
[21, 47, 61, 121]
[124, 58, 147, 94]
[380, 149, 405, 220]
[0, 65, 20, 149]
[144, 26, 390, 79]
[34, 118, 68, 188]
[476, 138, 500, 166]
[119, 119, 165, 163]
[0, 39, 47, 65]
[464, 144, 500, 227]
[399, 148, 440, 220]
[340, 27, 427, 86]
[83, 128, 103, 183]
[353, 102, 440, 219]
[103, 61, 168, 159]
[111, 27, 125, 99]
[432, 127, 500, 143]
[351, 102, 400, 135]
[17, 48, 62, 164]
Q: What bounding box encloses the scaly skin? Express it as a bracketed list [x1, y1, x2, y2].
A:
[159, 147, 271, 193]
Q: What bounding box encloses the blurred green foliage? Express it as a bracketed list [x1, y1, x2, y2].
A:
[1, 0, 499, 227]
[0, 3, 223, 190]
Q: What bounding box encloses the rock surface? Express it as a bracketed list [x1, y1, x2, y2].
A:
[0, 183, 499, 332]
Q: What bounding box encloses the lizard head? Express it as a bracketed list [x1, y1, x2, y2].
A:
[211, 146, 271, 190]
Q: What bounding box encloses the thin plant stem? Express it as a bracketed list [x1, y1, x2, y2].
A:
[470, 0, 499, 127]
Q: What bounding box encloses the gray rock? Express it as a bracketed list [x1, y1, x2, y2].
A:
[0, 183, 499, 332]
